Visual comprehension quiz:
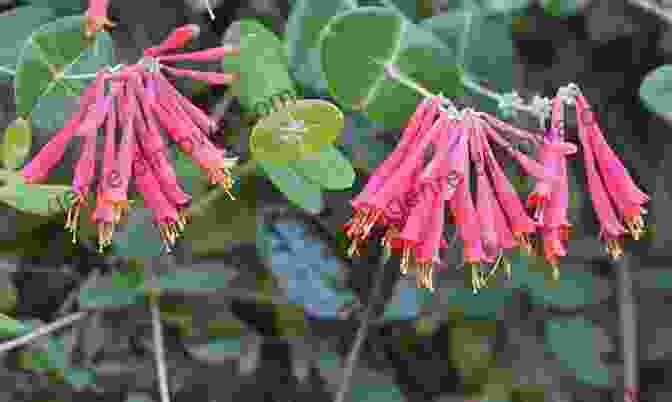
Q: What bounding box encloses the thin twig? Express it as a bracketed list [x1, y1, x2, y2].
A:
[334, 250, 390, 402]
[616, 253, 639, 402]
[0, 311, 88, 354]
[151, 296, 171, 402]
[628, 0, 672, 25]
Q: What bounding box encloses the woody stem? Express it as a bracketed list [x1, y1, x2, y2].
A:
[334, 249, 390, 402]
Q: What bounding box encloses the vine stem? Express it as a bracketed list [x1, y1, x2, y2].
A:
[334, 249, 390, 402]
[0, 311, 88, 354]
[628, 0, 672, 25]
[150, 295, 171, 402]
[616, 253, 639, 402]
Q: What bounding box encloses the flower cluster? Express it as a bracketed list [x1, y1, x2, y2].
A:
[345, 86, 649, 292]
[19, 24, 240, 253]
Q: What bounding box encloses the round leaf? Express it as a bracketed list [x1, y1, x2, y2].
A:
[15, 15, 114, 123]
[251, 99, 344, 163]
[151, 269, 236, 293]
[510, 253, 611, 308]
[257, 158, 324, 214]
[545, 318, 613, 385]
[639, 64, 672, 117]
[222, 19, 296, 114]
[289, 144, 355, 190]
[285, 0, 356, 94]
[320, 7, 462, 128]
[420, 5, 515, 111]
[78, 270, 143, 309]
[0, 6, 56, 72]
[2, 117, 32, 170]
[0, 171, 72, 216]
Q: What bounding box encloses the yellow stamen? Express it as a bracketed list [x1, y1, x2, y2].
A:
[625, 216, 644, 240]
[606, 238, 623, 260]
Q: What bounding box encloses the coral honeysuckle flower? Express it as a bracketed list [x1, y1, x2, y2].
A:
[133, 153, 185, 253]
[17, 28, 240, 253]
[66, 95, 113, 243]
[85, 0, 115, 37]
[573, 92, 648, 259]
[20, 72, 106, 184]
[344, 100, 444, 257]
[479, 123, 536, 253]
[105, 81, 137, 224]
[128, 75, 191, 209]
[143, 24, 201, 57]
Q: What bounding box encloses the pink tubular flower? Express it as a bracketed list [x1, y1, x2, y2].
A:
[351, 96, 440, 212]
[161, 65, 238, 86]
[133, 152, 185, 253]
[480, 124, 536, 253]
[128, 75, 191, 209]
[65, 95, 113, 243]
[151, 95, 237, 198]
[345, 109, 446, 257]
[16, 30, 240, 253]
[84, 0, 115, 37]
[143, 24, 201, 57]
[106, 80, 138, 224]
[153, 71, 218, 134]
[20, 72, 106, 184]
[155, 46, 240, 63]
[575, 94, 649, 241]
[574, 93, 648, 259]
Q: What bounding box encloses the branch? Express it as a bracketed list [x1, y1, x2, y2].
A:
[616, 253, 639, 402]
[150, 295, 171, 402]
[628, 0, 672, 25]
[334, 250, 390, 402]
[0, 311, 88, 354]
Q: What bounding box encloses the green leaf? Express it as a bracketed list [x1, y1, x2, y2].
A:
[382, 280, 433, 321]
[64, 367, 95, 390]
[222, 19, 296, 114]
[349, 373, 405, 402]
[2, 117, 32, 170]
[320, 7, 462, 128]
[443, 286, 513, 319]
[0, 6, 56, 72]
[285, 0, 356, 94]
[25, 0, 84, 15]
[510, 252, 611, 308]
[31, 31, 115, 132]
[257, 158, 323, 213]
[0, 313, 29, 337]
[545, 318, 612, 385]
[14, 15, 114, 122]
[479, 0, 532, 13]
[340, 112, 395, 173]
[151, 269, 235, 293]
[541, 0, 583, 16]
[420, 4, 515, 111]
[78, 270, 143, 309]
[111, 203, 164, 259]
[290, 144, 355, 190]
[0, 171, 72, 216]
[250, 99, 345, 164]
[639, 64, 672, 117]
